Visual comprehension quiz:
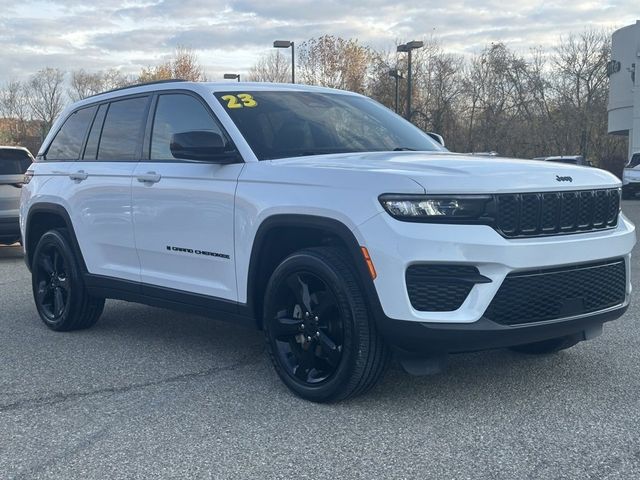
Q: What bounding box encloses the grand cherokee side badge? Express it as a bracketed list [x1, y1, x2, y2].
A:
[556, 175, 573, 182]
[166, 245, 230, 260]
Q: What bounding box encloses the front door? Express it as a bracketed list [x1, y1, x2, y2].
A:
[131, 92, 242, 301]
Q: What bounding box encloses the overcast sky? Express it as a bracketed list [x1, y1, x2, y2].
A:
[1, 0, 638, 83]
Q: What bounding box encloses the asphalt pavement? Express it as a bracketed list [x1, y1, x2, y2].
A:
[2, 204, 640, 479]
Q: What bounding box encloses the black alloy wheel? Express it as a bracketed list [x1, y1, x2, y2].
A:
[270, 271, 344, 384]
[34, 243, 70, 322]
[31, 229, 105, 331]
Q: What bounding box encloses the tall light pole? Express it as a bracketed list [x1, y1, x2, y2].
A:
[223, 73, 240, 82]
[273, 40, 295, 84]
[397, 40, 424, 121]
[388, 69, 404, 114]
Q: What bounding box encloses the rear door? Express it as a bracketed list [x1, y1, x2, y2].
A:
[131, 91, 242, 301]
[60, 95, 150, 282]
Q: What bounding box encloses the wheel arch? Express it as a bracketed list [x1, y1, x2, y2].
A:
[246, 214, 384, 329]
[25, 203, 87, 273]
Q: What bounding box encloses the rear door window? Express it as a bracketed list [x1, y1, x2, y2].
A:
[83, 104, 108, 160]
[46, 106, 97, 161]
[97, 96, 149, 161]
[0, 149, 32, 174]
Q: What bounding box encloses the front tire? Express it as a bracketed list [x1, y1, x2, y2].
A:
[263, 247, 389, 402]
[31, 229, 105, 331]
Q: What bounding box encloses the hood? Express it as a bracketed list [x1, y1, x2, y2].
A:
[272, 151, 620, 194]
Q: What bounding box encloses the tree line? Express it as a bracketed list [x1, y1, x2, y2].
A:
[0, 32, 627, 174]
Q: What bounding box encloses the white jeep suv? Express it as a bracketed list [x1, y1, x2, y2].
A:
[20, 81, 636, 402]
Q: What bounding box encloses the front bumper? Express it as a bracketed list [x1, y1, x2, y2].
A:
[377, 303, 628, 354]
[355, 210, 635, 353]
[357, 212, 635, 324]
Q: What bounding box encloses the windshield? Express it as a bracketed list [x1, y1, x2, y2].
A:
[0, 148, 32, 175]
[214, 91, 445, 160]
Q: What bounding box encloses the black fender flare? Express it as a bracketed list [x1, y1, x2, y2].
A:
[245, 214, 385, 324]
[25, 203, 87, 273]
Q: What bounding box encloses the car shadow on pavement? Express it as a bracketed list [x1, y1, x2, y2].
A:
[89, 300, 599, 409]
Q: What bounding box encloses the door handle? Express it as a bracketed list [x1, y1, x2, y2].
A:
[137, 172, 162, 184]
[69, 170, 88, 182]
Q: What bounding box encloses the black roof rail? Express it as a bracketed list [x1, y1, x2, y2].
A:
[86, 79, 189, 99]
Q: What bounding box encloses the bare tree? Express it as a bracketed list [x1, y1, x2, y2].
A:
[26, 68, 65, 134]
[171, 46, 206, 81]
[298, 36, 373, 93]
[551, 29, 610, 159]
[69, 68, 129, 100]
[138, 63, 173, 83]
[247, 51, 290, 82]
[0, 80, 30, 143]
[137, 46, 206, 83]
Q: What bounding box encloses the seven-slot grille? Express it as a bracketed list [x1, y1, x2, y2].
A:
[495, 188, 620, 238]
[484, 259, 626, 325]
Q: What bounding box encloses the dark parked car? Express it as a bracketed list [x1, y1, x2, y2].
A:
[0, 146, 33, 245]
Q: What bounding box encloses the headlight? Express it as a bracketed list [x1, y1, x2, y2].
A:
[379, 194, 492, 222]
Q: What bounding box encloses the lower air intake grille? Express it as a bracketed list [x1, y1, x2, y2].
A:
[406, 265, 482, 312]
[484, 259, 626, 325]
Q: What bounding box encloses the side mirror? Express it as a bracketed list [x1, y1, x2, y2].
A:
[426, 132, 445, 147]
[170, 131, 238, 163]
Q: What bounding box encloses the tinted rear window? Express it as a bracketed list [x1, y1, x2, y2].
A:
[97, 96, 149, 161]
[46, 106, 97, 161]
[0, 149, 32, 174]
[629, 154, 640, 168]
[83, 104, 108, 160]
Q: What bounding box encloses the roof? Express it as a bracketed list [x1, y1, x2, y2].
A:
[71, 81, 359, 111]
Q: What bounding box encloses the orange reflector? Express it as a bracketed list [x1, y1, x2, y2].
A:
[360, 246, 377, 280]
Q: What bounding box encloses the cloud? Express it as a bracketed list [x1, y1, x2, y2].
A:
[0, 0, 637, 83]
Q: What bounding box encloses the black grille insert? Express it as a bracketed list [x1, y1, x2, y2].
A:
[484, 259, 626, 325]
[495, 188, 620, 238]
[406, 265, 490, 312]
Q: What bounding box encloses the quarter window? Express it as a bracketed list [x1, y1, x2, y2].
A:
[97, 96, 149, 161]
[151, 94, 224, 160]
[46, 106, 97, 161]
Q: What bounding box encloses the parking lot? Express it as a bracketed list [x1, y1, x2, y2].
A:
[0, 204, 639, 480]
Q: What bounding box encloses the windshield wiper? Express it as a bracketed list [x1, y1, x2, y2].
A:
[393, 147, 416, 151]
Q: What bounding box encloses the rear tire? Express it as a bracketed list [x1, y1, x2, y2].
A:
[263, 247, 390, 402]
[31, 229, 105, 331]
[509, 335, 579, 354]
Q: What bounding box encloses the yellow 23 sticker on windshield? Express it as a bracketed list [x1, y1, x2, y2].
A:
[221, 94, 257, 109]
